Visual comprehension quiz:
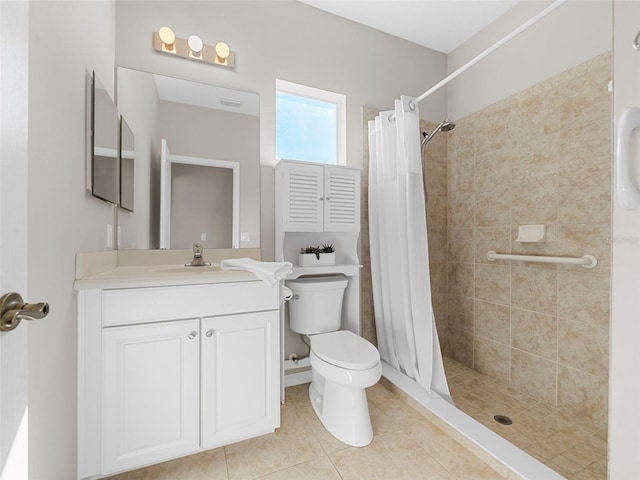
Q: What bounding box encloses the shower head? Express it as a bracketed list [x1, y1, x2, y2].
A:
[440, 119, 456, 132]
[421, 118, 456, 146]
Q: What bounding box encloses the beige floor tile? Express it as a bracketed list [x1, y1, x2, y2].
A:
[104, 448, 228, 480]
[295, 401, 351, 455]
[279, 401, 311, 433]
[104, 378, 570, 480]
[408, 419, 503, 478]
[284, 383, 310, 404]
[369, 394, 425, 429]
[407, 419, 461, 453]
[224, 430, 324, 480]
[330, 430, 456, 480]
[431, 445, 504, 480]
[572, 458, 607, 480]
[366, 381, 397, 403]
[367, 399, 421, 437]
[255, 456, 342, 480]
[523, 401, 558, 419]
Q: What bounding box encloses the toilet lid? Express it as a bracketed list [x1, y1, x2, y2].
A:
[311, 330, 380, 371]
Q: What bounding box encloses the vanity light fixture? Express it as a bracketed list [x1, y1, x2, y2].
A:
[152, 27, 235, 70]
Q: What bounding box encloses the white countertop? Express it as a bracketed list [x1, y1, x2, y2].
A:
[74, 264, 260, 290]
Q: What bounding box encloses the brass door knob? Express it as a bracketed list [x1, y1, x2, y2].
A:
[0, 292, 49, 332]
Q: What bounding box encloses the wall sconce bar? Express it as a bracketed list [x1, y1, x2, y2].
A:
[153, 27, 234, 70]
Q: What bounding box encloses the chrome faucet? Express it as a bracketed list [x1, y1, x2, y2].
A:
[185, 243, 211, 267]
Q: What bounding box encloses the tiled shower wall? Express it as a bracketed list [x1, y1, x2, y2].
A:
[361, 51, 611, 433]
[444, 52, 611, 432]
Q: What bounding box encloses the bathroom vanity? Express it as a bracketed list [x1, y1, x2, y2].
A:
[75, 253, 280, 479]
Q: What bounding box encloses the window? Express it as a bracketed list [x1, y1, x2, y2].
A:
[276, 79, 346, 165]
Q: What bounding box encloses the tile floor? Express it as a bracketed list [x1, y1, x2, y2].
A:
[443, 357, 608, 480]
[106, 381, 506, 480]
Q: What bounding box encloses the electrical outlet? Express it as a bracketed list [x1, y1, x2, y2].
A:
[241, 232, 250, 242]
[117, 226, 121, 247]
[201, 233, 207, 241]
[106, 224, 113, 248]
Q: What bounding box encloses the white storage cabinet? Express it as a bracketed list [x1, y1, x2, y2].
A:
[277, 160, 360, 233]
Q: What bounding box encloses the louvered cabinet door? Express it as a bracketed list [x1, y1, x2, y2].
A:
[324, 165, 360, 232]
[280, 162, 324, 232]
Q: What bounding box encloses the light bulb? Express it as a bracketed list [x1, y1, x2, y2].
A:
[158, 26, 175, 52]
[188, 34, 203, 58]
[215, 42, 230, 63]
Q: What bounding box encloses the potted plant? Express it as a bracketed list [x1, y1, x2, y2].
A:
[298, 243, 336, 266]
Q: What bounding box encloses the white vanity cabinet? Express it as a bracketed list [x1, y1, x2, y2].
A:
[77, 279, 280, 479]
[276, 160, 360, 232]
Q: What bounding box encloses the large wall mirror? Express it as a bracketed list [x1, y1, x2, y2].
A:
[91, 72, 119, 205]
[116, 68, 260, 249]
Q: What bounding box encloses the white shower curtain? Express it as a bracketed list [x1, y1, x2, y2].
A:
[368, 96, 451, 402]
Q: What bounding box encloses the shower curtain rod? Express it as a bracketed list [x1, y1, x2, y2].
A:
[408, 0, 568, 110]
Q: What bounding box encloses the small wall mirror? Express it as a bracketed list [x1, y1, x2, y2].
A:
[91, 72, 119, 205]
[119, 117, 135, 212]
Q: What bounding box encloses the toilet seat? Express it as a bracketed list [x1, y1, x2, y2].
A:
[311, 330, 380, 370]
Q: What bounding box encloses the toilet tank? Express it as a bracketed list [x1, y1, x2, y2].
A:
[285, 275, 348, 335]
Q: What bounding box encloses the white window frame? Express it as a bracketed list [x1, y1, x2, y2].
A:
[275, 79, 346, 166]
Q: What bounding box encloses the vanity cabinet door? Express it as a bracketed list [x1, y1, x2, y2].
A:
[102, 319, 200, 475]
[201, 311, 280, 449]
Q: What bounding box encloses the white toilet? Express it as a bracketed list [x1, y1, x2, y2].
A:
[286, 275, 381, 447]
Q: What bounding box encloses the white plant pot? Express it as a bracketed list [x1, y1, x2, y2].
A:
[298, 253, 335, 267]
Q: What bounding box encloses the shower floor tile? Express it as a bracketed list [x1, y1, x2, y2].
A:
[443, 357, 607, 480]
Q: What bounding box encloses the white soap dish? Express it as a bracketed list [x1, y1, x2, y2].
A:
[516, 225, 546, 243]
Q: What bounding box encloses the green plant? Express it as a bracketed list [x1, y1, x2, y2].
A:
[299, 244, 335, 260]
[321, 243, 335, 253]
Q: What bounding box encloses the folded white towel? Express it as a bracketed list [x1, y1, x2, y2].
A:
[220, 258, 293, 286]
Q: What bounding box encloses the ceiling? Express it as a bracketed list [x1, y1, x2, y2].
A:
[153, 73, 260, 116]
[300, 0, 519, 54]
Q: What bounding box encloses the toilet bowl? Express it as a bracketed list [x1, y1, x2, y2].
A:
[308, 330, 381, 447]
[285, 276, 381, 447]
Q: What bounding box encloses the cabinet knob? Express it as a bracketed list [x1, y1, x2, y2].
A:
[325, 196, 331, 200]
[188, 331, 198, 340]
[205, 329, 215, 338]
[319, 196, 324, 201]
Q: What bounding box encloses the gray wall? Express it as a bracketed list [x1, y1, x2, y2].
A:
[114, 0, 449, 260]
[27, 2, 116, 479]
[170, 164, 233, 248]
[447, 0, 611, 119]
